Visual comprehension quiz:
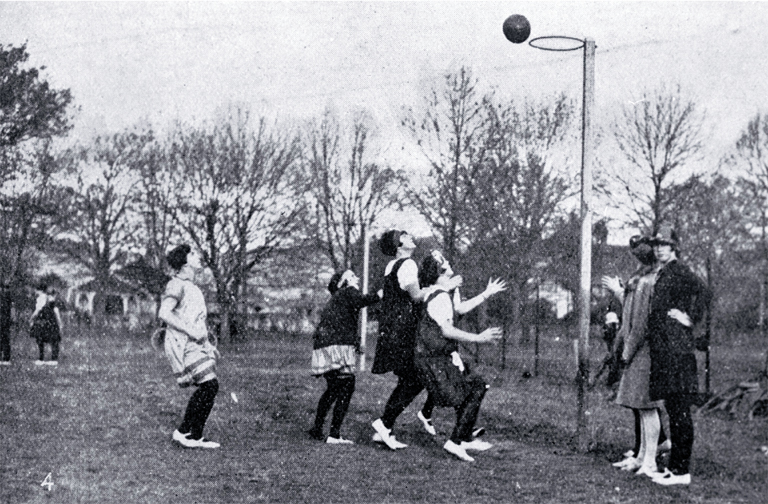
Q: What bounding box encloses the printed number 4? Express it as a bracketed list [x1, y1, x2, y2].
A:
[41, 473, 54, 491]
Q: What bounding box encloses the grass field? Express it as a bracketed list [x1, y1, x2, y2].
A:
[1, 326, 767, 503]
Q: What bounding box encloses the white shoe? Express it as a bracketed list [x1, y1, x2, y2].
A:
[612, 456, 637, 469]
[372, 432, 408, 448]
[658, 439, 672, 452]
[417, 411, 436, 436]
[326, 436, 354, 445]
[461, 439, 493, 451]
[34, 360, 44, 366]
[173, 429, 195, 447]
[371, 419, 407, 450]
[187, 437, 220, 449]
[45, 361, 58, 366]
[443, 440, 474, 462]
[0, 361, 10, 366]
[652, 469, 691, 486]
[173, 430, 220, 449]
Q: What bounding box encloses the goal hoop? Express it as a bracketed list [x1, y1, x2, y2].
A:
[528, 35, 585, 52]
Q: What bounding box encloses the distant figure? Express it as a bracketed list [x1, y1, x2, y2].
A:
[0, 280, 12, 365]
[308, 270, 380, 444]
[158, 244, 220, 449]
[29, 286, 62, 366]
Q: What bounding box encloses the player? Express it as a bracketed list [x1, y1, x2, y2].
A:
[158, 244, 220, 449]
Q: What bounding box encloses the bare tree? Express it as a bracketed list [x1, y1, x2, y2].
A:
[463, 94, 576, 353]
[120, 128, 179, 300]
[401, 67, 487, 262]
[59, 130, 147, 325]
[728, 112, 768, 368]
[0, 43, 74, 291]
[305, 108, 405, 271]
[0, 140, 73, 286]
[168, 108, 305, 339]
[608, 83, 706, 233]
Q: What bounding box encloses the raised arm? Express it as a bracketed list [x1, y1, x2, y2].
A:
[428, 291, 502, 344]
[454, 278, 507, 315]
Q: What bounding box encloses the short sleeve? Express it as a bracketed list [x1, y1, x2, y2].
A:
[397, 258, 419, 290]
[162, 278, 184, 304]
[427, 291, 454, 327]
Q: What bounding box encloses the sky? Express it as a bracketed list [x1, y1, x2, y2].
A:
[3, 1, 768, 241]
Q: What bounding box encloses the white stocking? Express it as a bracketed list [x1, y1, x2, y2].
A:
[640, 408, 660, 469]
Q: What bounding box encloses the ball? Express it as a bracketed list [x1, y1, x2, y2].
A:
[503, 14, 531, 44]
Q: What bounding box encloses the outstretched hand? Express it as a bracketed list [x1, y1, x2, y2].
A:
[479, 327, 503, 342]
[483, 278, 507, 298]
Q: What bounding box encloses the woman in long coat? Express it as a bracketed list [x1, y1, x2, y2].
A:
[607, 236, 664, 476]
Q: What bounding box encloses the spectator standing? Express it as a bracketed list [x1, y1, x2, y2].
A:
[29, 286, 62, 365]
[604, 236, 665, 476]
[646, 225, 711, 486]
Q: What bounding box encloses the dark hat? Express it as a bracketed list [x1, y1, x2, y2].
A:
[650, 224, 679, 247]
[379, 230, 404, 257]
[629, 235, 655, 265]
[328, 271, 344, 294]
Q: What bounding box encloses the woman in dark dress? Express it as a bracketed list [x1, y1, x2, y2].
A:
[29, 286, 62, 365]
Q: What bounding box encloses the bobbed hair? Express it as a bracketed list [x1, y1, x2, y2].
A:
[166, 244, 192, 271]
[379, 230, 404, 257]
[419, 254, 443, 288]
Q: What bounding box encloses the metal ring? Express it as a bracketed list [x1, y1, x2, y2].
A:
[528, 35, 585, 52]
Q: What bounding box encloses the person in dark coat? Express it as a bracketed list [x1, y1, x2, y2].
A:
[29, 286, 63, 365]
[308, 270, 380, 444]
[645, 224, 711, 486]
[370, 229, 461, 450]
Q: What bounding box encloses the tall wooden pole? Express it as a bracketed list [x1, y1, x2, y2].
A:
[359, 226, 371, 371]
[576, 38, 595, 451]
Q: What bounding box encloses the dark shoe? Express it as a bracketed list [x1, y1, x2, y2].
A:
[308, 428, 324, 441]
